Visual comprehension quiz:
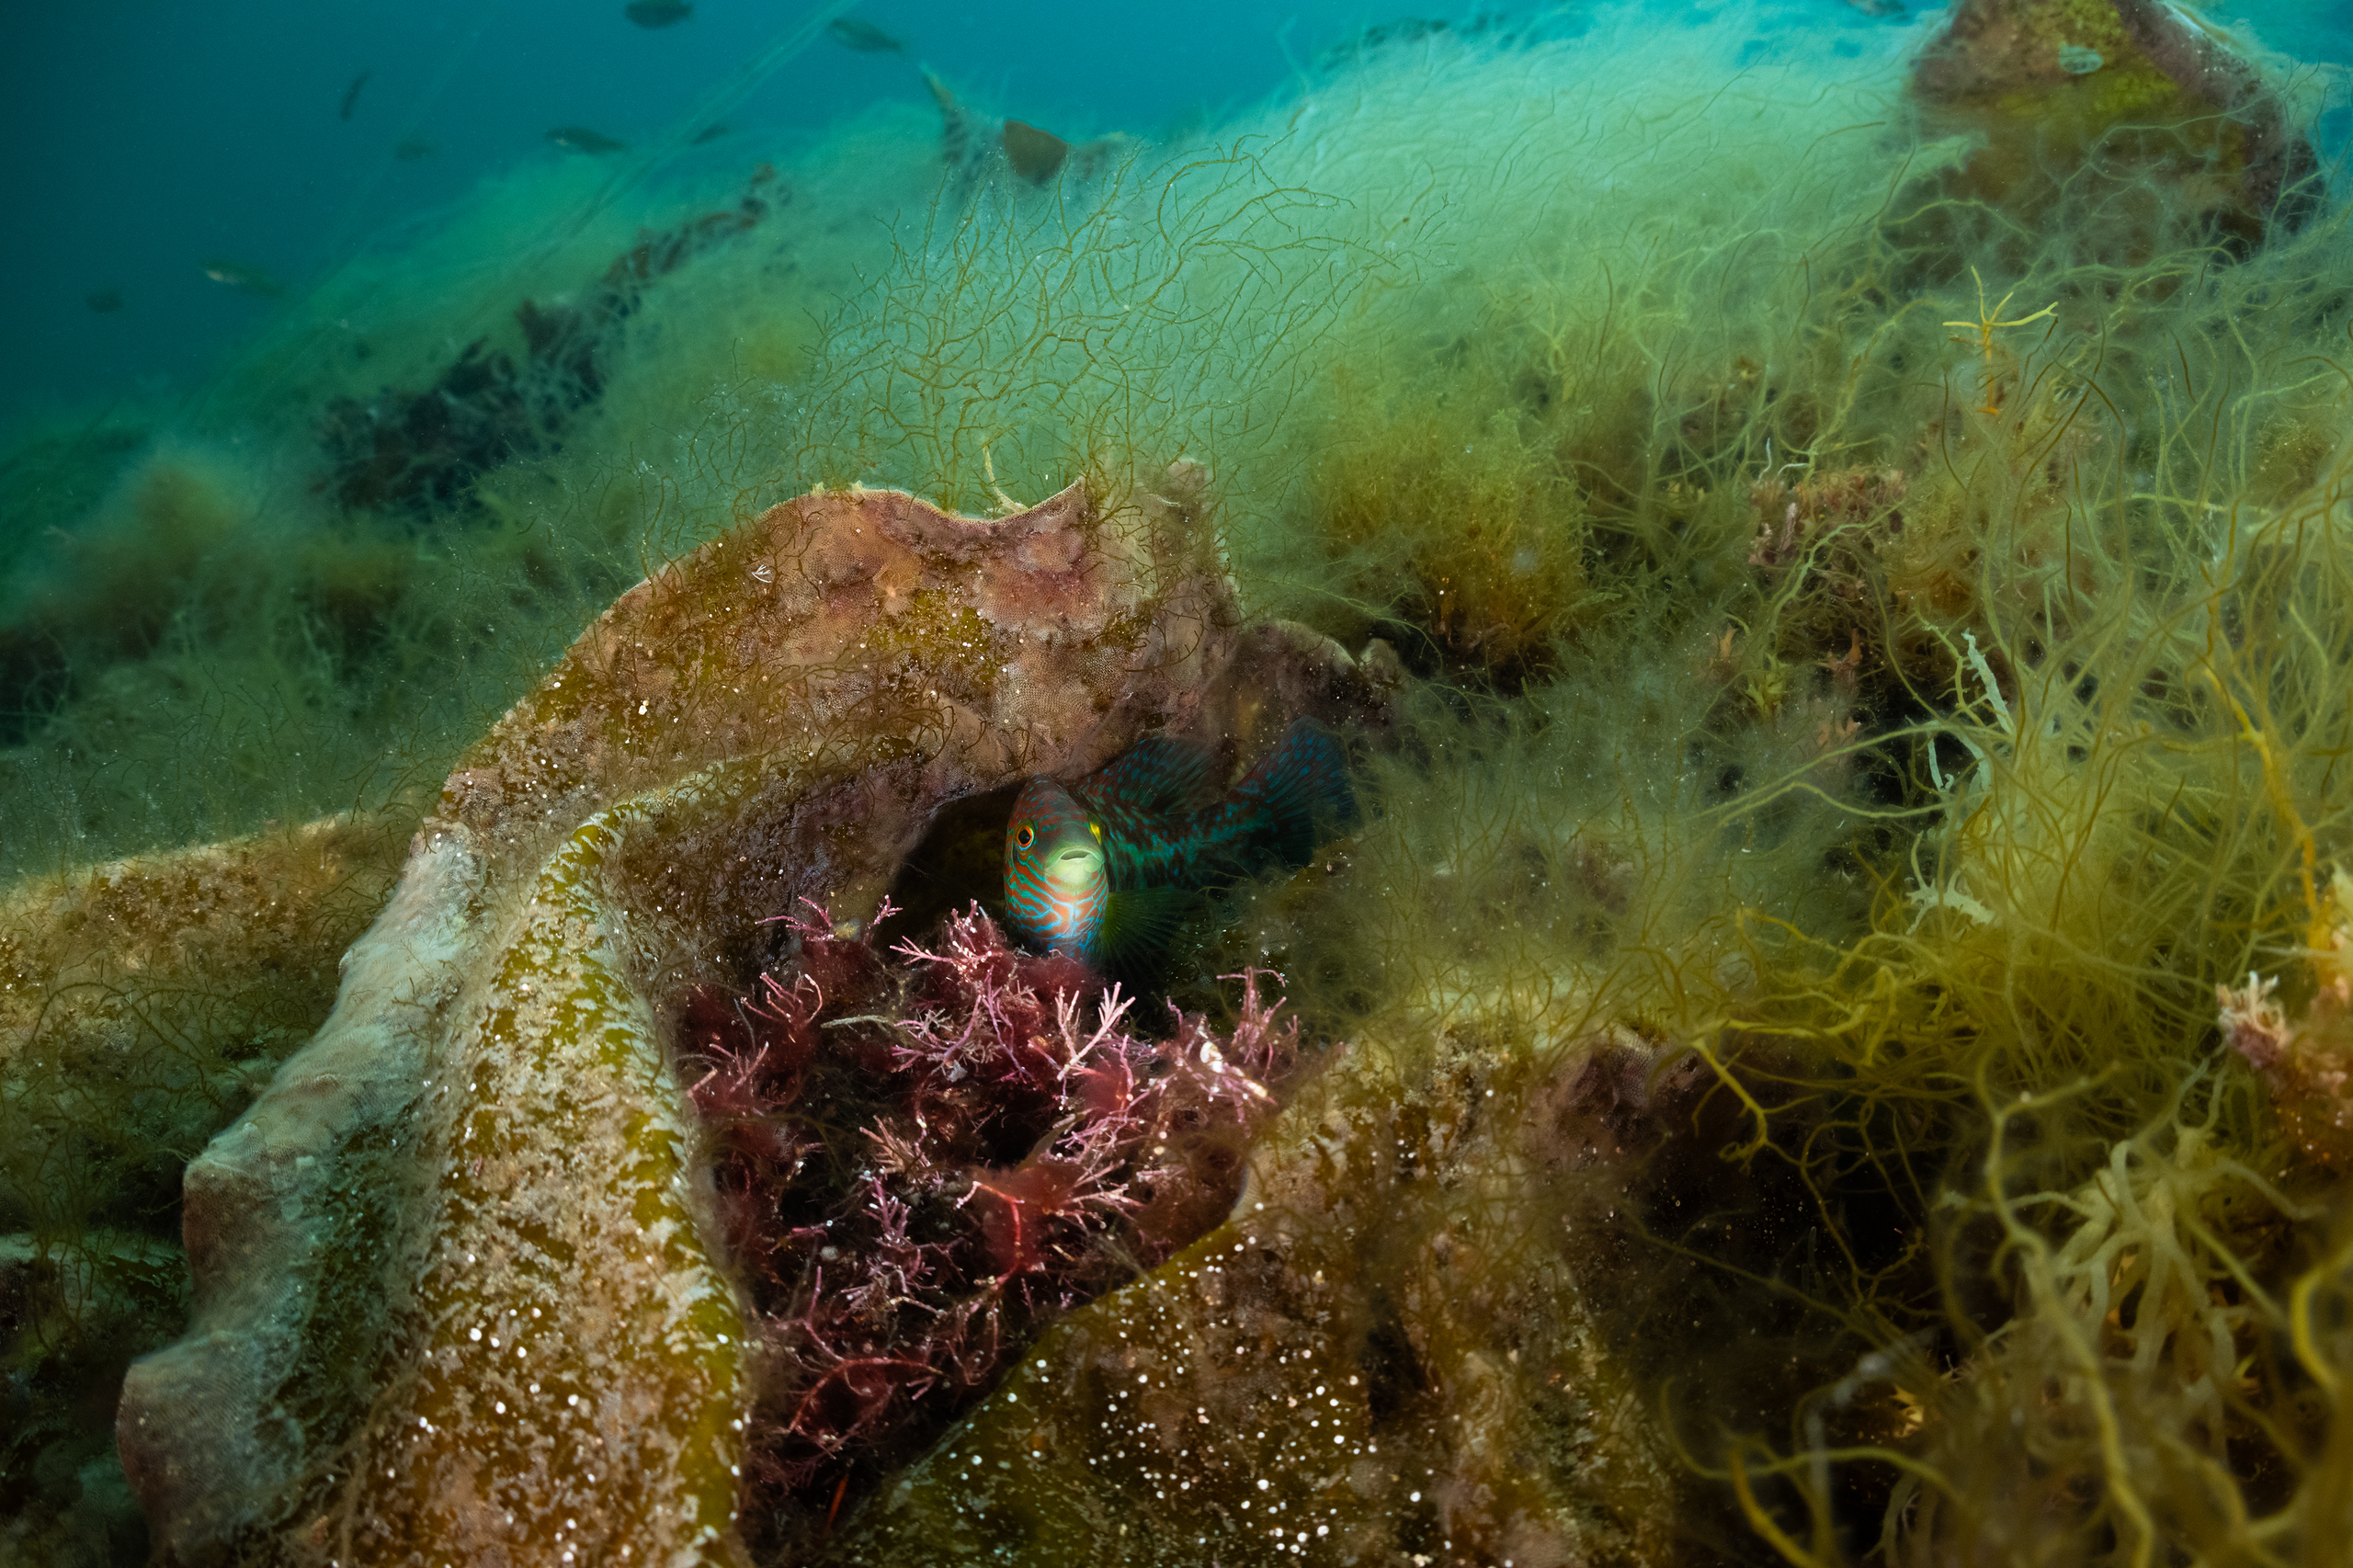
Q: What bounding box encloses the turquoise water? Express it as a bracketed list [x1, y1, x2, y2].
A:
[6, 0, 1600, 434]
[25, 0, 2350, 441]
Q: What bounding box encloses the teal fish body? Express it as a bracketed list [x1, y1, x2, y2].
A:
[1003, 721, 1353, 965]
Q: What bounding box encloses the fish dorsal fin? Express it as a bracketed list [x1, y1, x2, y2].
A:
[1082, 735, 1218, 818]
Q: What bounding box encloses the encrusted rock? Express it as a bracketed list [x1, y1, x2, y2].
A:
[115, 468, 1389, 1564]
[828, 1022, 1708, 1565]
[1908, 0, 2320, 249]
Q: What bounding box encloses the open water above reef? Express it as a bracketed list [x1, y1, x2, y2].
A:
[8, 0, 2341, 449]
[10, 3, 2353, 1566]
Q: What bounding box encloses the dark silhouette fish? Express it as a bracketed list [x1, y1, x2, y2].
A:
[926, 70, 1130, 196]
[199, 260, 288, 299]
[1000, 119, 1069, 184]
[825, 17, 904, 53]
[393, 135, 438, 162]
[547, 126, 628, 154]
[339, 71, 371, 120]
[625, 0, 691, 28]
[86, 289, 125, 313]
[1003, 721, 1355, 967]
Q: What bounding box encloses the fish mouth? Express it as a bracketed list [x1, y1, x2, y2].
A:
[1055, 848, 1094, 864]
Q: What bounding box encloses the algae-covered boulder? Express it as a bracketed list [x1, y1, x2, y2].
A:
[1906, 0, 2321, 255]
[1, 815, 410, 1243]
[0, 817, 410, 1565]
[829, 1025, 1714, 1567]
[109, 467, 1392, 1565]
[0, 818, 412, 1540]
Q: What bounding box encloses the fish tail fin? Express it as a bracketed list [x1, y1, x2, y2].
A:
[1238, 719, 1357, 868]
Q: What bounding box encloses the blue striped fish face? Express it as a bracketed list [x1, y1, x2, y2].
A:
[1003, 778, 1108, 957]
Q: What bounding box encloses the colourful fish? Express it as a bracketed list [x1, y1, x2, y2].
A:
[1003, 720, 1354, 967]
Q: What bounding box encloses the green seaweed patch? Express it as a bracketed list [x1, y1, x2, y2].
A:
[865, 591, 1006, 708]
[1296, 366, 1604, 686]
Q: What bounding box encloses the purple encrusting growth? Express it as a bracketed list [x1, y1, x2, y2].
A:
[675, 899, 1298, 1549]
[1003, 718, 1356, 963]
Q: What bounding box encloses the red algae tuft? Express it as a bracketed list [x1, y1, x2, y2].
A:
[675, 900, 1296, 1553]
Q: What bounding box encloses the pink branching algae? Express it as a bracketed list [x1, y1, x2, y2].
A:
[673, 898, 1297, 1546]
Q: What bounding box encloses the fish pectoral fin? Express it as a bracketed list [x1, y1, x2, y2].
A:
[1096, 886, 1203, 964]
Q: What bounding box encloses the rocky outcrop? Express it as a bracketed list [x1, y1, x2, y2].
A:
[111, 467, 1395, 1565]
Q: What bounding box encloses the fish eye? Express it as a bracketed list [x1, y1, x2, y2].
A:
[1015, 824, 1035, 849]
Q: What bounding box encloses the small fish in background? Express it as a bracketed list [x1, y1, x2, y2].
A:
[926, 71, 1131, 193]
[690, 121, 732, 145]
[825, 17, 904, 53]
[1843, 0, 1904, 17]
[339, 70, 371, 120]
[1001, 119, 1069, 185]
[2056, 43, 2105, 74]
[86, 289, 125, 312]
[199, 260, 288, 299]
[624, 0, 691, 28]
[1002, 721, 1356, 969]
[547, 126, 628, 154]
[392, 135, 438, 162]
